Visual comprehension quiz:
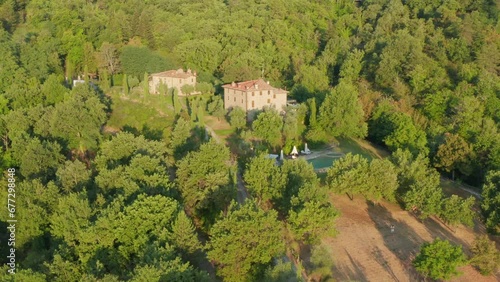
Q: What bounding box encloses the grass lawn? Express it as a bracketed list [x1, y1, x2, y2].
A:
[205, 116, 234, 138]
[214, 128, 235, 137]
[336, 138, 389, 160]
[106, 89, 176, 139]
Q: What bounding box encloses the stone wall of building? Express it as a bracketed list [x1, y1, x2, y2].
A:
[149, 70, 197, 95]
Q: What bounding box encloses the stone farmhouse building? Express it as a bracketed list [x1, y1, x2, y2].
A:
[222, 79, 288, 117]
[149, 69, 197, 95]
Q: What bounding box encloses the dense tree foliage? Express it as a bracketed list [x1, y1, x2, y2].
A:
[439, 195, 475, 227]
[242, 156, 339, 245]
[94, 132, 172, 198]
[413, 239, 467, 281]
[207, 201, 285, 281]
[206, 96, 225, 121]
[227, 106, 246, 131]
[319, 81, 367, 138]
[470, 235, 500, 276]
[176, 140, 233, 225]
[434, 133, 473, 179]
[369, 102, 428, 156]
[1, 0, 496, 185]
[327, 153, 369, 199]
[390, 149, 444, 218]
[1, 0, 499, 279]
[244, 154, 286, 208]
[288, 199, 339, 244]
[280, 158, 319, 213]
[252, 107, 283, 148]
[326, 153, 398, 202]
[481, 170, 500, 233]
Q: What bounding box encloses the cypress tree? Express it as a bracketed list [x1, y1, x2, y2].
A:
[308, 98, 317, 127]
[123, 74, 129, 95]
[84, 65, 89, 83]
[143, 72, 149, 94]
[101, 71, 110, 90]
[173, 88, 181, 114]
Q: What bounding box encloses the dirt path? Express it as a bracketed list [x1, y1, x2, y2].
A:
[325, 195, 498, 282]
[204, 124, 223, 144]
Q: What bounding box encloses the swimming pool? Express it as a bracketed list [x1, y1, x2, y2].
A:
[306, 152, 343, 170]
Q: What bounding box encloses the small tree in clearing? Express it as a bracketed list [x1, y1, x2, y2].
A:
[470, 235, 500, 275]
[413, 238, 467, 280]
[228, 107, 246, 131]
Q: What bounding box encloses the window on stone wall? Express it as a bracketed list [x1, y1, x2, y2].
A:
[267, 99, 270, 103]
[268, 90, 271, 95]
[260, 91, 262, 96]
[273, 94, 276, 99]
[234, 97, 236, 102]
[252, 92, 254, 97]
[252, 101, 254, 108]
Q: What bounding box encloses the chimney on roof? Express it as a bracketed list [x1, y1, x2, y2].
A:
[254, 84, 258, 90]
[231, 81, 236, 87]
[193, 71, 197, 76]
[187, 69, 192, 73]
[176, 68, 183, 74]
[267, 81, 270, 85]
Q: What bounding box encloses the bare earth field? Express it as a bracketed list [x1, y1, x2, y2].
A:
[323, 195, 499, 282]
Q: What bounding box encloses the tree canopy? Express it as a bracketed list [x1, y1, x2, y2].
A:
[413, 238, 467, 281]
[319, 81, 367, 138]
[207, 201, 285, 281]
[1, 0, 499, 279]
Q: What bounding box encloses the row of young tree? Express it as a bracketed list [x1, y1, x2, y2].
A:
[413, 236, 500, 280]
[327, 150, 476, 228]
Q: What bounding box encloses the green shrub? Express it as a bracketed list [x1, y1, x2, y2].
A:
[470, 235, 500, 275]
[413, 238, 466, 280]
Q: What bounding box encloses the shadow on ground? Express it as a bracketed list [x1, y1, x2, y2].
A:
[420, 216, 470, 250]
[366, 201, 425, 281]
[330, 248, 368, 282]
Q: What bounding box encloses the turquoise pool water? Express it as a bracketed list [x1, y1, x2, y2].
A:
[307, 153, 343, 170]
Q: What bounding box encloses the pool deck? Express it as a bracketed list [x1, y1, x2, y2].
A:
[297, 145, 345, 161]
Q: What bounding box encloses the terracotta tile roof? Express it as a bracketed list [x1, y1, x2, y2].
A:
[222, 78, 287, 94]
[151, 69, 197, 79]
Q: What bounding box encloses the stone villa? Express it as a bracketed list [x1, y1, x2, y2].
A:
[149, 69, 197, 95]
[222, 79, 288, 117]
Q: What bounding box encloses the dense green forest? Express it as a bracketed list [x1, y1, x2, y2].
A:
[0, 0, 499, 281]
